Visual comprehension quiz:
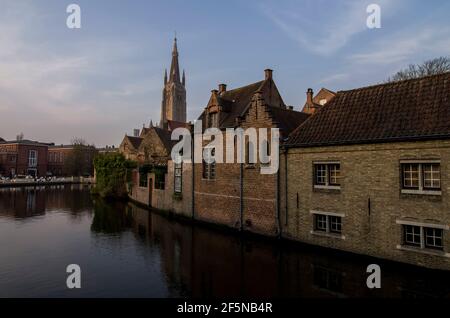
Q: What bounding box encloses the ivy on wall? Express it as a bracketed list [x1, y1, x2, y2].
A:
[92, 152, 136, 198]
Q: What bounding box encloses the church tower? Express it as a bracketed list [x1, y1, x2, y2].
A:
[160, 37, 187, 128]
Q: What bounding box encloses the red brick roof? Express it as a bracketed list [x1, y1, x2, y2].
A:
[287, 72, 450, 147]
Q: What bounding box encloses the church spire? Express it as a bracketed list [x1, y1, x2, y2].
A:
[182, 69, 185, 87]
[164, 69, 167, 85]
[169, 36, 180, 83]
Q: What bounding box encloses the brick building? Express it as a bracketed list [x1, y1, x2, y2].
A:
[282, 73, 450, 270]
[0, 139, 49, 177]
[47, 144, 97, 177]
[301, 87, 336, 114]
[193, 69, 310, 236]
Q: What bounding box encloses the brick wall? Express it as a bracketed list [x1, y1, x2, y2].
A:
[128, 161, 193, 218]
[194, 96, 281, 236]
[282, 140, 450, 270]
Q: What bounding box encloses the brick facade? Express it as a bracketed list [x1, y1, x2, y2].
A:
[0, 141, 48, 177]
[281, 140, 450, 270]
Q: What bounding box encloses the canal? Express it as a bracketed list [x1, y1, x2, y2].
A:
[0, 186, 449, 298]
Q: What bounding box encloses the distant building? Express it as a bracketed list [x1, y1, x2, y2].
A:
[301, 87, 336, 114]
[48, 144, 97, 177]
[120, 37, 188, 162]
[0, 139, 49, 177]
[160, 37, 187, 128]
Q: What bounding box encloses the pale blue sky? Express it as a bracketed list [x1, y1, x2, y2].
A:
[1, 0, 449, 146]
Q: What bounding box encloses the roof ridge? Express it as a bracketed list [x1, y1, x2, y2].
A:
[338, 71, 450, 94]
[222, 80, 265, 96]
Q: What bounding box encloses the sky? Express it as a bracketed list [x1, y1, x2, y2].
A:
[0, 0, 449, 146]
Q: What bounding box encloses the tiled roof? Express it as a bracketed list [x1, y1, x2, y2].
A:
[153, 127, 176, 151]
[167, 120, 190, 131]
[266, 106, 310, 138]
[0, 139, 51, 146]
[287, 72, 450, 147]
[199, 80, 265, 128]
[126, 136, 143, 149]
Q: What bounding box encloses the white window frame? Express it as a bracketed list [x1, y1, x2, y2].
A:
[400, 160, 441, 195]
[174, 162, 182, 193]
[313, 161, 341, 190]
[28, 150, 38, 167]
[310, 211, 345, 239]
[202, 146, 216, 180]
[396, 219, 449, 256]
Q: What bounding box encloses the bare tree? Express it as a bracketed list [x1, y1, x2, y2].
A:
[387, 56, 450, 82]
[64, 138, 97, 177]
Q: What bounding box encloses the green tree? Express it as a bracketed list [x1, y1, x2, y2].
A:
[92, 152, 136, 198]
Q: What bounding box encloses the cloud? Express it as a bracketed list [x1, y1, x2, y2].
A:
[260, 0, 397, 56]
[0, 1, 163, 145]
[319, 73, 349, 84]
[350, 27, 450, 65]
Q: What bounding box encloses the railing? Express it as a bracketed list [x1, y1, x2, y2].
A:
[0, 176, 95, 187]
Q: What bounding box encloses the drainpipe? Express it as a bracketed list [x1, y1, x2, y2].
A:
[191, 129, 195, 219]
[284, 147, 288, 227]
[240, 162, 243, 231]
[276, 165, 281, 238]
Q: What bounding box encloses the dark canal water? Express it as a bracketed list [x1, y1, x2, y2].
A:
[0, 186, 449, 298]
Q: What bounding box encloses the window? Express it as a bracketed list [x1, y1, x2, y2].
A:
[209, 112, 219, 128]
[313, 213, 342, 235]
[401, 162, 441, 193]
[315, 214, 327, 232]
[28, 150, 37, 167]
[139, 172, 148, 188]
[315, 164, 327, 185]
[423, 164, 440, 189]
[404, 225, 421, 247]
[424, 227, 443, 250]
[329, 164, 340, 186]
[202, 148, 216, 180]
[329, 216, 342, 233]
[313, 266, 343, 293]
[314, 163, 340, 188]
[174, 162, 182, 193]
[401, 224, 444, 251]
[155, 172, 165, 190]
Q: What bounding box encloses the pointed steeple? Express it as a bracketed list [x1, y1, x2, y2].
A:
[182, 69, 185, 87]
[164, 69, 167, 85]
[169, 36, 180, 83]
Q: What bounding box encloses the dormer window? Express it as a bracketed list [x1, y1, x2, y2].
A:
[209, 112, 219, 128]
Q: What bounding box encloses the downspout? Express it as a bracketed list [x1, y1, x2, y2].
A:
[240, 162, 243, 231]
[284, 147, 288, 227]
[276, 163, 281, 238]
[191, 128, 195, 219]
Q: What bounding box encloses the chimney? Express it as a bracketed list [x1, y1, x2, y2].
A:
[306, 88, 314, 105]
[218, 83, 227, 93]
[133, 129, 140, 137]
[264, 69, 273, 80]
[211, 89, 218, 96]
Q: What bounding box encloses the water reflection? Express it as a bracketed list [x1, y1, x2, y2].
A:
[0, 186, 449, 298]
[0, 185, 92, 218]
[124, 203, 450, 298]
